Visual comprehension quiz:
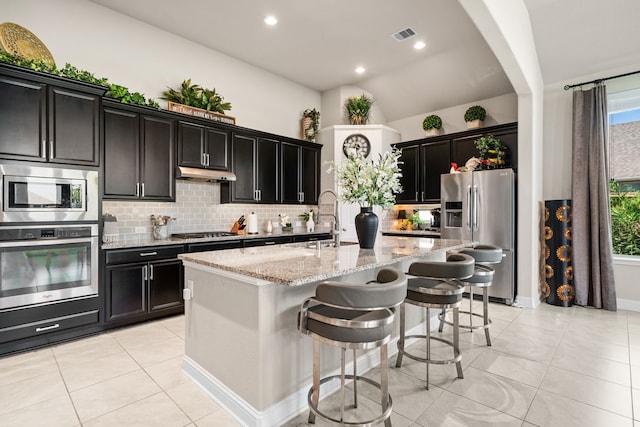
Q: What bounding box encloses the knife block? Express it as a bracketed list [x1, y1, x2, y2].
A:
[230, 221, 245, 235]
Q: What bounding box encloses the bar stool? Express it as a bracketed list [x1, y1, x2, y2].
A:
[298, 267, 407, 426]
[395, 253, 475, 389]
[439, 244, 503, 346]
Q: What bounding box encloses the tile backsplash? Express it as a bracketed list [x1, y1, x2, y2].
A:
[103, 180, 316, 242]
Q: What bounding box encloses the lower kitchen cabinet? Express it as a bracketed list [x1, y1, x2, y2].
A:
[104, 245, 184, 328]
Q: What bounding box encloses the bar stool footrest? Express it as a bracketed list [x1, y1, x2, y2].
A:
[308, 374, 393, 427]
[439, 311, 492, 331]
[397, 334, 462, 365]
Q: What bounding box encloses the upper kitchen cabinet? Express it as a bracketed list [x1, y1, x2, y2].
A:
[281, 141, 320, 204]
[0, 64, 104, 166]
[396, 140, 450, 203]
[396, 122, 517, 203]
[222, 133, 280, 204]
[103, 100, 176, 201]
[177, 120, 229, 170]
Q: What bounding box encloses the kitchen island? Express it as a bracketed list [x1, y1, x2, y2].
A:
[179, 236, 471, 426]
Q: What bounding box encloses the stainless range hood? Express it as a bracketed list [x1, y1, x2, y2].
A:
[176, 166, 236, 182]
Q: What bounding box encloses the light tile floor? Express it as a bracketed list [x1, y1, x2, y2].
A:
[1, 301, 640, 426]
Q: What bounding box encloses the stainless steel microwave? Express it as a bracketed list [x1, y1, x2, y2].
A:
[0, 164, 98, 223]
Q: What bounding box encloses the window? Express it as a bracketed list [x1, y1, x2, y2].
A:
[607, 87, 640, 256]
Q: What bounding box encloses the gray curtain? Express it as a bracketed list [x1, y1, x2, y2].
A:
[571, 84, 617, 310]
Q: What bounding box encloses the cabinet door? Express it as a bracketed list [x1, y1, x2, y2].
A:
[149, 259, 183, 313]
[103, 107, 140, 199]
[421, 140, 450, 202]
[281, 142, 301, 204]
[230, 133, 257, 202]
[178, 121, 205, 168]
[451, 133, 483, 168]
[206, 128, 229, 170]
[48, 86, 100, 166]
[105, 263, 147, 322]
[492, 127, 518, 170]
[301, 145, 320, 204]
[256, 137, 280, 203]
[0, 74, 46, 161]
[140, 115, 175, 201]
[396, 145, 420, 203]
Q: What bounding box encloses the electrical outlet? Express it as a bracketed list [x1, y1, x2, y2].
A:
[135, 227, 146, 234]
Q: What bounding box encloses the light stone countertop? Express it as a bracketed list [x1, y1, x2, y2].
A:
[178, 235, 471, 286]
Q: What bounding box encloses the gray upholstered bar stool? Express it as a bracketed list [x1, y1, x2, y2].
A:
[298, 267, 407, 426]
[395, 253, 475, 389]
[439, 244, 503, 346]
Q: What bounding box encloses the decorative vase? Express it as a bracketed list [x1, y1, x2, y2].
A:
[306, 218, 315, 232]
[355, 207, 378, 249]
[425, 128, 440, 137]
[466, 119, 483, 129]
[300, 117, 312, 140]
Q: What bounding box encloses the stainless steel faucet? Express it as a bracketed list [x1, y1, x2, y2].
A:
[317, 189, 341, 247]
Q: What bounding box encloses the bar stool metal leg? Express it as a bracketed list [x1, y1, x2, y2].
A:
[309, 339, 320, 424]
[353, 349, 358, 409]
[483, 288, 492, 346]
[454, 306, 463, 379]
[395, 303, 406, 368]
[381, 344, 391, 427]
[425, 307, 431, 389]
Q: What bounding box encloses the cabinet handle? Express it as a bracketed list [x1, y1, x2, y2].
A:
[206, 153, 210, 166]
[149, 264, 154, 280]
[143, 265, 148, 281]
[49, 140, 54, 159]
[41, 140, 47, 159]
[141, 183, 145, 197]
[139, 252, 158, 257]
[201, 153, 206, 166]
[35, 323, 60, 332]
[258, 190, 262, 201]
[421, 191, 424, 201]
[136, 183, 140, 197]
[415, 192, 419, 201]
[264, 241, 276, 245]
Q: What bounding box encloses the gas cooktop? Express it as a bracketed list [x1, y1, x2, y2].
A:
[171, 231, 237, 239]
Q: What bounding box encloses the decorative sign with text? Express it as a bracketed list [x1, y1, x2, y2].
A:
[167, 101, 236, 125]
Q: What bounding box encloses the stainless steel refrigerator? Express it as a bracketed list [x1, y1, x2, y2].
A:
[441, 168, 516, 304]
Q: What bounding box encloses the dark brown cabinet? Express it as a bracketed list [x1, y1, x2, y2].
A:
[0, 66, 103, 166]
[178, 121, 229, 170]
[104, 245, 184, 327]
[396, 123, 517, 203]
[281, 142, 320, 204]
[223, 133, 280, 203]
[103, 101, 176, 201]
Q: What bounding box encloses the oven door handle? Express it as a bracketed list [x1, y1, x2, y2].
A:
[0, 237, 93, 248]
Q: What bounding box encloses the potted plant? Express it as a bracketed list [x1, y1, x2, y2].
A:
[162, 79, 235, 124]
[422, 114, 442, 136]
[345, 94, 374, 125]
[464, 105, 486, 129]
[301, 108, 320, 142]
[474, 134, 506, 169]
[327, 148, 402, 248]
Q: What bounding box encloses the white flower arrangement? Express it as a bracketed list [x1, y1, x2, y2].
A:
[279, 214, 291, 227]
[327, 149, 403, 209]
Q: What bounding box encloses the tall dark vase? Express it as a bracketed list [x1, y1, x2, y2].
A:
[355, 207, 378, 249]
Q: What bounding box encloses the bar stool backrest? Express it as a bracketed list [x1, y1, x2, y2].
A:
[407, 253, 475, 281]
[459, 244, 503, 265]
[315, 267, 407, 310]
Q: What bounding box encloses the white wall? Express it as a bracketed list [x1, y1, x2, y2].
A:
[387, 93, 518, 141]
[3, 0, 320, 139]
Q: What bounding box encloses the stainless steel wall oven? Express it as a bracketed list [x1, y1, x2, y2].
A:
[0, 224, 98, 310]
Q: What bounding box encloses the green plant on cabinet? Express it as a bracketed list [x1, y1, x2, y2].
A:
[162, 79, 232, 114]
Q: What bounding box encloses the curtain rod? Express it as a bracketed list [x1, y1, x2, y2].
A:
[564, 69, 640, 90]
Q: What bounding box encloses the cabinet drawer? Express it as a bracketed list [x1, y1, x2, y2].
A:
[187, 240, 242, 253]
[106, 245, 184, 265]
[243, 236, 294, 247]
[293, 233, 331, 243]
[0, 310, 99, 344]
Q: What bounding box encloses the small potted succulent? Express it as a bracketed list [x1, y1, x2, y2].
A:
[464, 105, 486, 129]
[422, 114, 442, 137]
[345, 94, 374, 125]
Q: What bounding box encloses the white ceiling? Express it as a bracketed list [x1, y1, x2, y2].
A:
[89, 0, 640, 122]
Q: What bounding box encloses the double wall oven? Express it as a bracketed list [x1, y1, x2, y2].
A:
[0, 163, 99, 312]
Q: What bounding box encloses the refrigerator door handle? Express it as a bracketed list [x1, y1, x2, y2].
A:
[473, 185, 479, 231]
[466, 184, 472, 231]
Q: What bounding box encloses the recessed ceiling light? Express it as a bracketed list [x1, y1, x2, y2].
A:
[355, 66, 366, 74]
[264, 15, 278, 26]
[414, 41, 426, 50]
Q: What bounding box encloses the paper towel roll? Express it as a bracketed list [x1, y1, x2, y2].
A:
[246, 212, 259, 234]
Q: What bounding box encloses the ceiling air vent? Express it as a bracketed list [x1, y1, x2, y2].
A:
[391, 27, 416, 41]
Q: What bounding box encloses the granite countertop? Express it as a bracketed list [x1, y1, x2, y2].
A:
[101, 227, 333, 250]
[178, 235, 471, 286]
